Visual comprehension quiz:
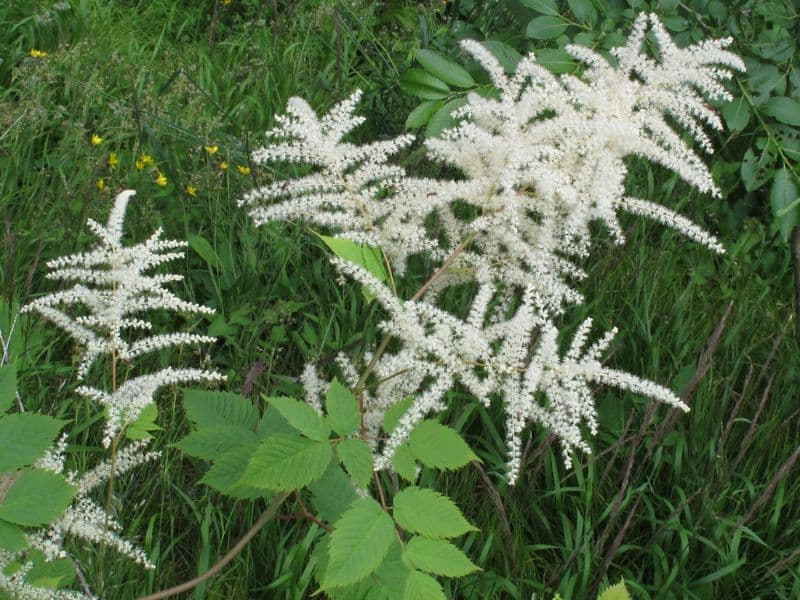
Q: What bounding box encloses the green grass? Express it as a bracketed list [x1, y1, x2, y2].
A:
[2, 1, 798, 598]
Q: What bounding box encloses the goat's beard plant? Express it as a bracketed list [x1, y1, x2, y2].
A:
[241, 13, 744, 484]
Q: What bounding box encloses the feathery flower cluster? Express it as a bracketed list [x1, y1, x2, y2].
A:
[245, 14, 741, 483]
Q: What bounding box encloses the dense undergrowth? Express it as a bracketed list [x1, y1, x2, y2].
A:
[1, 1, 798, 598]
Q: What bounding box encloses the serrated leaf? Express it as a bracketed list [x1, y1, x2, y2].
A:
[383, 397, 414, 435]
[325, 378, 361, 436]
[0, 519, 27, 552]
[337, 438, 373, 488]
[425, 97, 467, 139]
[257, 405, 295, 439]
[598, 579, 632, 600]
[0, 469, 73, 526]
[0, 414, 64, 473]
[241, 433, 332, 491]
[770, 168, 800, 241]
[526, 15, 568, 40]
[317, 235, 388, 283]
[403, 570, 446, 599]
[521, 0, 559, 15]
[323, 497, 396, 588]
[173, 425, 258, 461]
[265, 396, 330, 441]
[535, 48, 577, 74]
[414, 49, 474, 88]
[405, 100, 443, 130]
[403, 536, 479, 576]
[0, 365, 16, 414]
[183, 389, 259, 430]
[399, 69, 450, 100]
[393, 487, 476, 539]
[125, 402, 161, 441]
[391, 445, 418, 482]
[187, 233, 221, 269]
[309, 462, 358, 523]
[762, 97, 800, 126]
[481, 40, 522, 74]
[199, 442, 262, 498]
[408, 420, 478, 470]
[721, 96, 751, 131]
[25, 551, 75, 590]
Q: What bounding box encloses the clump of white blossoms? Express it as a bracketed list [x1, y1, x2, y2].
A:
[242, 14, 743, 483]
[23, 189, 224, 446]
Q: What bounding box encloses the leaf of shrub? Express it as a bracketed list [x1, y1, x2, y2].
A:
[125, 402, 161, 441]
[183, 389, 258, 430]
[265, 396, 330, 441]
[0, 414, 64, 473]
[535, 48, 577, 74]
[403, 536, 479, 576]
[0, 519, 27, 552]
[425, 97, 468, 139]
[383, 397, 414, 434]
[526, 15, 569, 40]
[317, 235, 388, 283]
[406, 100, 443, 130]
[403, 569, 447, 599]
[762, 97, 800, 126]
[199, 442, 262, 498]
[598, 579, 632, 600]
[241, 433, 332, 491]
[391, 444, 418, 482]
[0, 469, 74, 526]
[521, 0, 559, 16]
[481, 40, 523, 74]
[399, 69, 451, 100]
[323, 497, 396, 588]
[325, 378, 360, 436]
[408, 420, 478, 470]
[769, 168, 800, 241]
[414, 49, 474, 88]
[173, 426, 258, 461]
[336, 438, 373, 488]
[309, 462, 358, 524]
[721, 96, 751, 131]
[392, 487, 476, 539]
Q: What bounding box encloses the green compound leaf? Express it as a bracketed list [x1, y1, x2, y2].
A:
[241, 433, 332, 492]
[721, 96, 751, 131]
[393, 487, 476, 539]
[405, 100, 443, 130]
[265, 396, 330, 441]
[125, 402, 161, 441]
[762, 96, 800, 127]
[0, 414, 64, 473]
[199, 442, 263, 499]
[413, 49, 475, 89]
[521, 0, 559, 15]
[183, 389, 259, 430]
[323, 497, 396, 589]
[317, 235, 388, 284]
[0, 364, 16, 415]
[383, 397, 414, 435]
[408, 420, 478, 470]
[336, 438, 373, 488]
[403, 569, 447, 599]
[398, 69, 451, 100]
[425, 97, 468, 139]
[0, 519, 27, 552]
[481, 40, 522, 74]
[0, 469, 74, 526]
[173, 425, 258, 461]
[325, 378, 361, 436]
[598, 579, 632, 600]
[535, 48, 577, 74]
[309, 462, 358, 524]
[769, 167, 800, 241]
[24, 549, 75, 590]
[402, 536, 479, 577]
[391, 444, 418, 482]
[526, 15, 569, 40]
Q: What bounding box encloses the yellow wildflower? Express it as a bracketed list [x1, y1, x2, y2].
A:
[219, 161, 229, 170]
[237, 165, 251, 175]
[154, 171, 168, 187]
[107, 152, 119, 169]
[186, 185, 198, 197]
[204, 145, 219, 155]
[135, 153, 154, 170]
[29, 48, 48, 58]
[91, 134, 103, 146]
[96, 178, 105, 191]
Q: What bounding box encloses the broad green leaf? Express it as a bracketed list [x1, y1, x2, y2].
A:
[187, 233, 221, 269]
[405, 100, 443, 130]
[336, 438, 373, 488]
[0, 469, 73, 526]
[425, 97, 468, 139]
[535, 48, 577, 74]
[482, 40, 522, 74]
[265, 396, 330, 441]
[598, 579, 632, 600]
[309, 462, 358, 524]
[762, 97, 800, 127]
[0, 364, 16, 414]
[383, 397, 414, 434]
[398, 69, 450, 100]
[0, 414, 63, 473]
[323, 497, 396, 588]
[0, 519, 27, 552]
[325, 378, 361, 436]
[567, 0, 597, 25]
[241, 433, 332, 491]
[125, 402, 161, 441]
[769, 168, 800, 241]
[393, 487, 476, 539]
[183, 389, 259, 430]
[408, 420, 478, 470]
[257, 405, 295, 439]
[317, 235, 388, 301]
[391, 445, 418, 482]
[199, 442, 262, 498]
[521, 0, 559, 15]
[25, 551, 75, 590]
[526, 15, 568, 40]
[402, 536, 479, 577]
[372, 542, 412, 597]
[721, 96, 751, 131]
[403, 570, 446, 599]
[414, 49, 474, 89]
[740, 145, 776, 192]
[173, 425, 258, 461]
